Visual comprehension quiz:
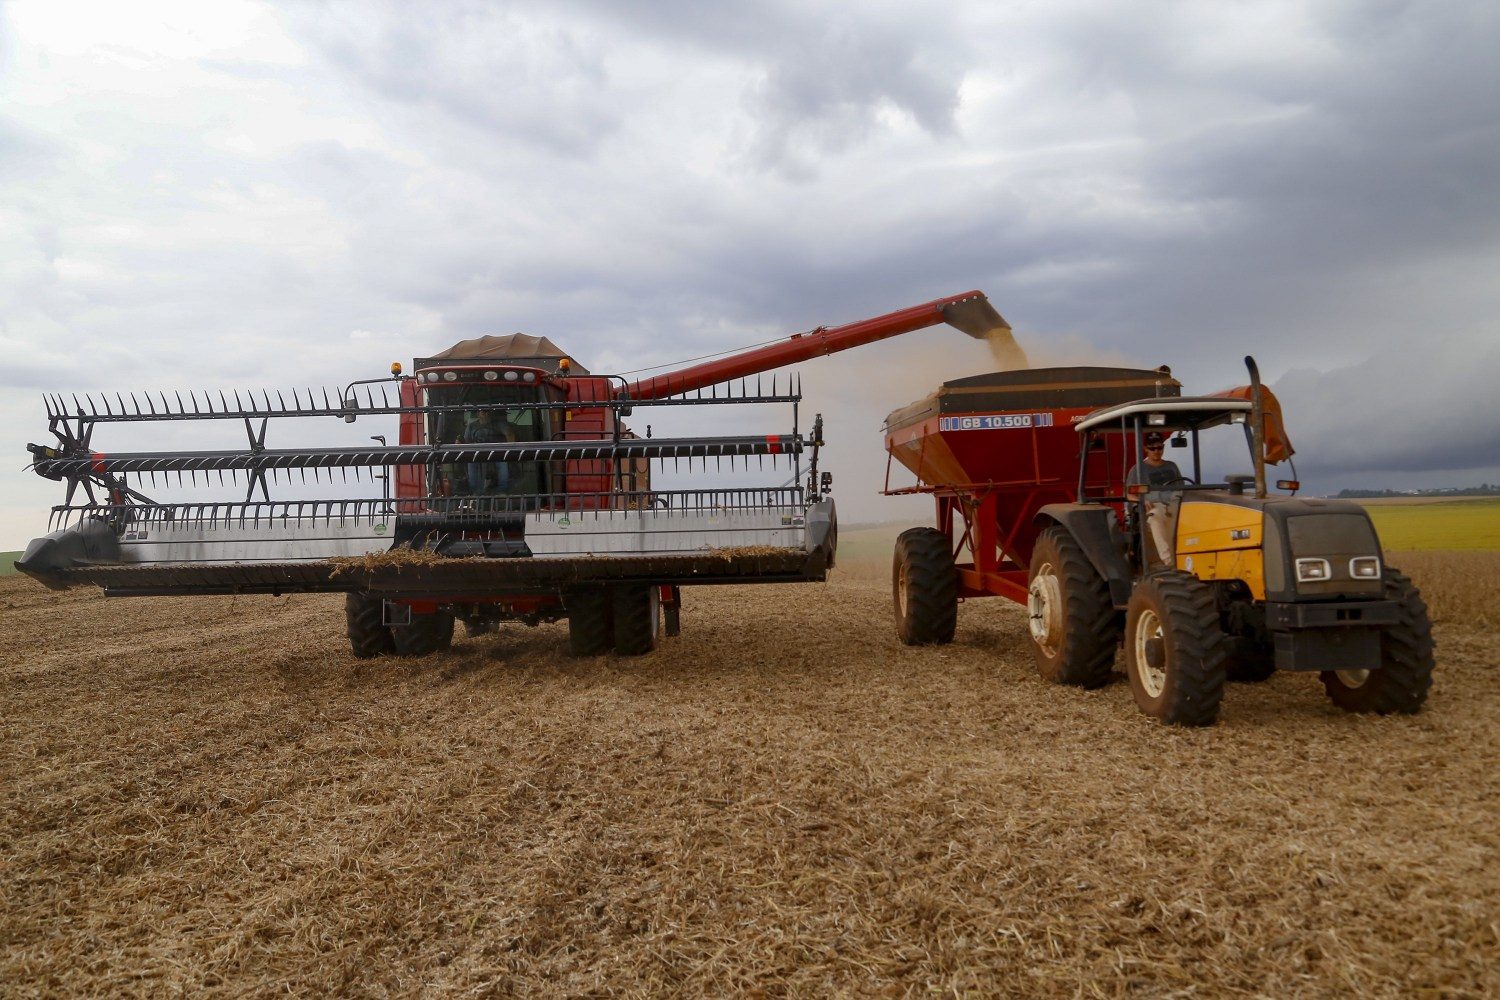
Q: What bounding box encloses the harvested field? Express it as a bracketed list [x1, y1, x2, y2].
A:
[2, 543, 1498, 997]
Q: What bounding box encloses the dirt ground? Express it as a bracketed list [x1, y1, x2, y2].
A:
[2, 550, 1497, 997]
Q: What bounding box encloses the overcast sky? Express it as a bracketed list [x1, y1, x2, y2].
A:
[3, 0, 1498, 548]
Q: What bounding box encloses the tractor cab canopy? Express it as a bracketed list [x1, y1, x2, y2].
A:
[1072, 395, 1298, 503]
[1075, 396, 1253, 435]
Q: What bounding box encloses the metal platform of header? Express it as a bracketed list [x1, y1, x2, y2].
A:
[18, 375, 837, 595]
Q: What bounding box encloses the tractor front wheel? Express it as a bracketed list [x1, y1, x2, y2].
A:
[893, 527, 957, 645]
[345, 593, 395, 659]
[392, 610, 455, 657]
[566, 587, 613, 656]
[1321, 570, 1435, 714]
[1027, 526, 1118, 687]
[1124, 572, 1227, 726]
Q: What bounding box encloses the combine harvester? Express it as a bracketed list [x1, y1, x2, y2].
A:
[19, 293, 1013, 658]
[884, 360, 1436, 725]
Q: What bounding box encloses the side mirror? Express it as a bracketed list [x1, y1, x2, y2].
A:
[1276, 479, 1300, 492]
[1170, 435, 1188, 448]
[343, 397, 358, 423]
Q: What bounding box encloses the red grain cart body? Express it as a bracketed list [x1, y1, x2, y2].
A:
[884, 367, 1181, 603]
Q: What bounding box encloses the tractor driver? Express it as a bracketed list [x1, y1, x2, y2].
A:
[1126, 431, 1183, 565]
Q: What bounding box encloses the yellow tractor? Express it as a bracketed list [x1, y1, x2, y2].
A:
[1029, 358, 1435, 725]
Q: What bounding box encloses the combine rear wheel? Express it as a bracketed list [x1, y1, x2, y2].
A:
[392, 610, 455, 657]
[345, 593, 395, 659]
[566, 587, 613, 656]
[1321, 570, 1435, 714]
[612, 585, 661, 656]
[1124, 572, 1227, 726]
[1027, 526, 1118, 687]
[893, 527, 957, 645]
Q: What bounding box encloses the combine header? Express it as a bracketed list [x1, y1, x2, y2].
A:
[19, 292, 1015, 657]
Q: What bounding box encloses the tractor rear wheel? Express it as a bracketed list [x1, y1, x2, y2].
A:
[893, 527, 957, 645]
[612, 585, 661, 656]
[1124, 571, 1228, 726]
[345, 593, 395, 659]
[1027, 526, 1118, 687]
[566, 586, 614, 656]
[392, 610, 455, 657]
[1321, 570, 1435, 714]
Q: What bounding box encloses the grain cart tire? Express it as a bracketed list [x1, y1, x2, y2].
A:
[1027, 526, 1118, 688]
[612, 584, 661, 656]
[345, 593, 395, 659]
[1124, 572, 1228, 726]
[893, 527, 957, 645]
[1321, 570, 1435, 714]
[392, 610, 455, 657]
[566, 586, 614, 656]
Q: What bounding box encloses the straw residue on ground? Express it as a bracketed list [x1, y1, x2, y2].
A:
[2, 541, 1496, 996]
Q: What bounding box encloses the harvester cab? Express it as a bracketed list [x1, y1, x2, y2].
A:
[884, 356, 1435, 727]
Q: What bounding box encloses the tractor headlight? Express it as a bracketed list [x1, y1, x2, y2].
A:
[442, 371, 458, 382]
[1349, 556, 1381, 579]
[483, 370, 498, 381]
[1295, 558, 1331, 582]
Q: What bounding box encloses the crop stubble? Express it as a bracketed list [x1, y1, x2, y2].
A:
[1, 551, 1497, 997]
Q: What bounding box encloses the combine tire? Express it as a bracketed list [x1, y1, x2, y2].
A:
[1124, 572, 1227, 726]
[566, 587, 613, 656]
[392, 610, 455, 657]
[345, 593, 395, 659]
[893, 527, 958, 645]
[663, 588, 682, 638]
[1027, 526, 1118, 687]
[612, 585, 661, 656]
[1321, 570, 1435, 714]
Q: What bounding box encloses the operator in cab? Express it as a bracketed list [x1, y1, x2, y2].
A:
[1126, 431, 1182, 566]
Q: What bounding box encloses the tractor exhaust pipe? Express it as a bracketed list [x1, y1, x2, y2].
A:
[1245, 356, 1267, 499]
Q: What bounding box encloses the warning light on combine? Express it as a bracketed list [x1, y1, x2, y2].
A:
[391, 362, 403, 376]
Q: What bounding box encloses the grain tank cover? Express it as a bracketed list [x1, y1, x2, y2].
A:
[416, 334, 588, 375]
[884, 366, 1179, 433]
[884, 366, 1181, 491]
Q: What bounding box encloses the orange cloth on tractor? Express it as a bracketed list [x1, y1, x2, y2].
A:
[1212, 385, 1295, 464]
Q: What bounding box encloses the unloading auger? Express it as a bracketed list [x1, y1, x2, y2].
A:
[18, 292, 1013, 658]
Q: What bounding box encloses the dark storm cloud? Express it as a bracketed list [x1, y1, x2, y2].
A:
[1274, 343, 1500, 477]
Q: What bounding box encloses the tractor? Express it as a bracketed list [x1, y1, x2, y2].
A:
[885, 358, 1435, 725]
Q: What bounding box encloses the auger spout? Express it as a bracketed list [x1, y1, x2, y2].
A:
[621, 291, 1020, 401]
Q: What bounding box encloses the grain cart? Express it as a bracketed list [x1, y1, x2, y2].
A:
[884, 359, 1434, 725]
[19, 292, 1014, 658]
